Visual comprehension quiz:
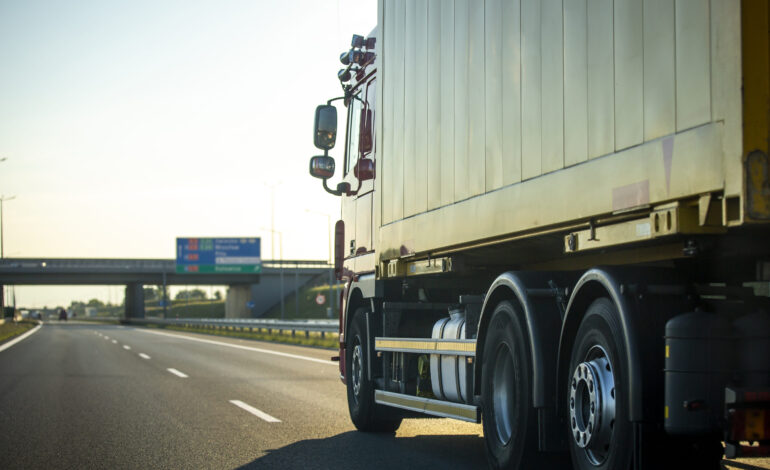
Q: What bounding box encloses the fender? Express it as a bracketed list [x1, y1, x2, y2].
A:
[343, 274, 377, 334]
[556, 267, 645, 422]
[475, 271, 571, 409]
[340, 273, 377, 379]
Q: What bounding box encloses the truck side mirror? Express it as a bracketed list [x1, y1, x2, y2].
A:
[309, 156, 336, 179]
[354, 158, 374, 181]
[314, 105, 338, 150]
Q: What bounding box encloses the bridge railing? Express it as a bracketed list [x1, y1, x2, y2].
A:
[125, 317, 338, 338]
[0, 258, 332, 271]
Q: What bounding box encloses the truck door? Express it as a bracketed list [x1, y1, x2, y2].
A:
[355, 78, 376, 255]
[340, 92, 360, 259]
[342, 78, 376, 259]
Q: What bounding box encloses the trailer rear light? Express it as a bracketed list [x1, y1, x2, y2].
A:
[728, 408, 770, 441]
[724, 387, 770, 458]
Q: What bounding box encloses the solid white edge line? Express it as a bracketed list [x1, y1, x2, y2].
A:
[0, 323, 42, 353]
[138, 353, 151, 360]
[139, 329, 335, 365]
[123, 345, 131, 350]
[229, 400, 281, 423]
[167, 368, 189, 378]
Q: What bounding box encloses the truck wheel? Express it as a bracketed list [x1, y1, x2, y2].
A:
[346, 308, 402, 432]
[482, 300, 537, 469]
[567, 297, 632, 470]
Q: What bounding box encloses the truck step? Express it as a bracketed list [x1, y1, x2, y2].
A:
[374, 390, 480, 423]
[374, 337, 476, 356]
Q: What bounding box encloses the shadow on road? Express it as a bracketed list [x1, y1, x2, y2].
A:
[237, 429, 769, 470]
[723, 461, 770, 470]
[239, 431, 486, 469]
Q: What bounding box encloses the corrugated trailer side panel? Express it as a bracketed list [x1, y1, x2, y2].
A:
[376, 0, 742, 262]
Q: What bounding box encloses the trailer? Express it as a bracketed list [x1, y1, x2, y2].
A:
[308, 1, 770, 468]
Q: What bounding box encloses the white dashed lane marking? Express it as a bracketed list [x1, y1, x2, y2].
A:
[138, 353, 151, 360]
[167, 368, 188, 378]
[229, 400, 281, 423]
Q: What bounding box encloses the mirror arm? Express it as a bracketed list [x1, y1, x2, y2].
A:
[322, 178, 344, 197]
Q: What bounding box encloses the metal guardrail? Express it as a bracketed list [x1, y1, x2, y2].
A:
[126, 317, 338, 338]
[0, 258, 331, 270]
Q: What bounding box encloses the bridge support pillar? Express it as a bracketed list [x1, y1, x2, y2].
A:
[225, 284, 254, 318]
[125, 282, 145, 319]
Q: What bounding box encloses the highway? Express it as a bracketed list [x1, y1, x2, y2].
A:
[1, 323, 767, 469]
[0, 322, 485, 469]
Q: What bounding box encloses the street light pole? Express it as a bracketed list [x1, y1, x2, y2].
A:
[260, 227, 284, 320]
[305, 210, 335, 318]
[0, 155, 12, 315]
[0, 185, 16, 317]
[260, 182, 278, 261]
[1, 195, 17, 259]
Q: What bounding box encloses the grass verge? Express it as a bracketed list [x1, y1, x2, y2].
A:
[0, 320, 38, 344]
[143, 323, 339, 350]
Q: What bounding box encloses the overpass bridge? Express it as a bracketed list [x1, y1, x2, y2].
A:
[0, 258, 334, 319]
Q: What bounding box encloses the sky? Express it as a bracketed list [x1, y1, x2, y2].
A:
[0, 0, 377, 308]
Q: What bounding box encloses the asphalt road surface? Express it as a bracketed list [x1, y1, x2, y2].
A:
[0, 322, 768, 469]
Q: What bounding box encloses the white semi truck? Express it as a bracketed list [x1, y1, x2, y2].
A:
[309, 1, 770, 468]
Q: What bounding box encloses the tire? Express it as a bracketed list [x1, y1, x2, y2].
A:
[346, 307, 402, 432]
[481, 301, 538, 469]
[567, 297, 632, 470]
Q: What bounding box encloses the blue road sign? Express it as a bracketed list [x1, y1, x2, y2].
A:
[176, 237, 261, 274]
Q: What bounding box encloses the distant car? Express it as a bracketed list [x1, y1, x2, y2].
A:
[58, 309, 67, 321]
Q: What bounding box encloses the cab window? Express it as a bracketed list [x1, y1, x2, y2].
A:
[345, 92, 363, 175]
[360, 78, 375, 157]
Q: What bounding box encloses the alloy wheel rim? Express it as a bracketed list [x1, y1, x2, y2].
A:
[569, 345, 616, 466]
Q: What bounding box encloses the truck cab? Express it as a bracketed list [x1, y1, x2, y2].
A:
[309, 32, 378, 377]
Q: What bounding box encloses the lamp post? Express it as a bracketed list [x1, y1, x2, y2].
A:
[0, 153, 13, 311]
[259, 182, 279, 261]
[1, 195, 16, 259]
[0, 156, 10, 260]
[259, 227, 284, 320]
[305, 210, 335, 318]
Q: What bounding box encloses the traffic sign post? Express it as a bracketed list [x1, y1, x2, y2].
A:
[176, 238, 261, 274]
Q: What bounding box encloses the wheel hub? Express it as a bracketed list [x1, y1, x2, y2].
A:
[352, 343, 363, 399]
[569, 346, 616, 465]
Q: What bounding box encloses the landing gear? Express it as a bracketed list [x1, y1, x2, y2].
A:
[567, 298, 632, 470]
[346, 308, 402, 432]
